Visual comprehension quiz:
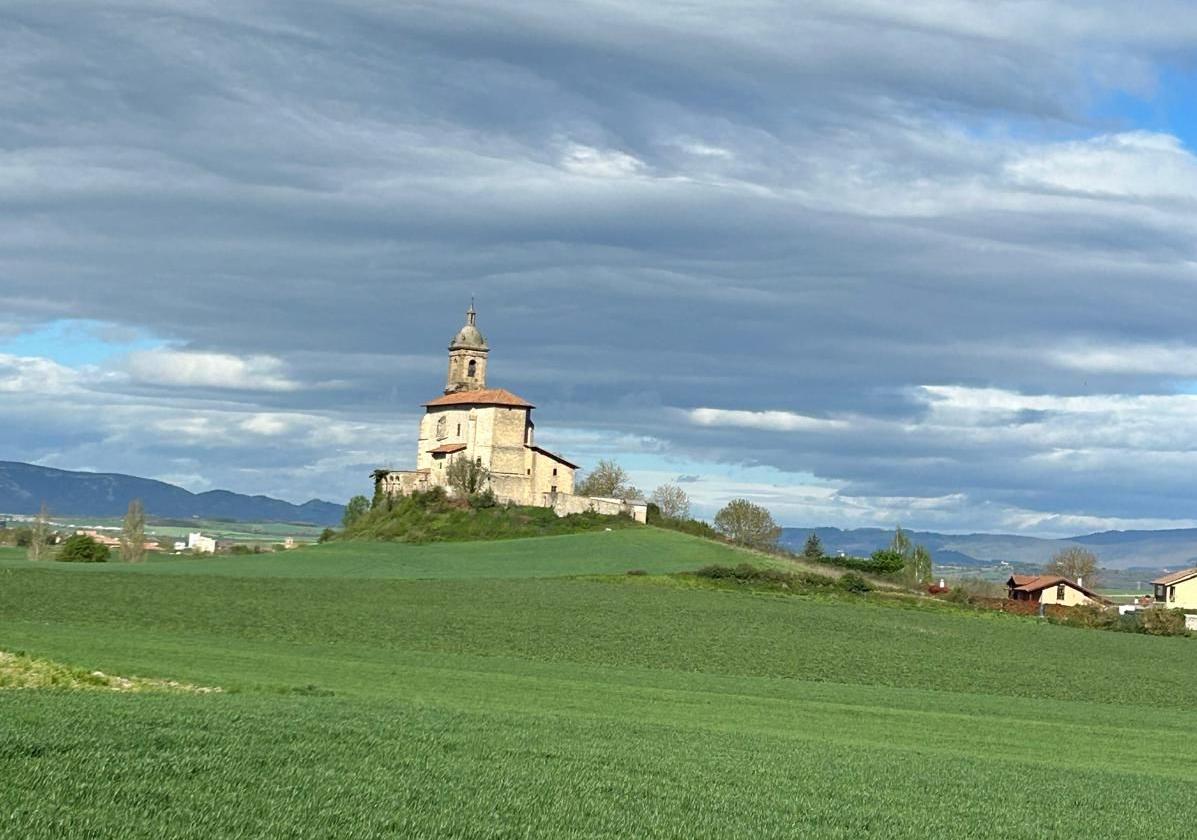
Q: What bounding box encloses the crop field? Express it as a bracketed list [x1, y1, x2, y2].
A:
[3, 528, 1197, 838]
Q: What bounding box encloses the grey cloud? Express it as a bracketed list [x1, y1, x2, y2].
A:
[3, 1, 1197, 528]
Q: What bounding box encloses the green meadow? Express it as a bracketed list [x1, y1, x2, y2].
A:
[3, 529, 1196, 838]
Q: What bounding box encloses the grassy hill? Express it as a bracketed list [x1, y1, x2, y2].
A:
[3, 528, 1197, 838]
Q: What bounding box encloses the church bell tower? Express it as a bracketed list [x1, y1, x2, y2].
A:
[445, 302, 489, 394]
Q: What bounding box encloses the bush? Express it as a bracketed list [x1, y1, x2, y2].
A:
[1048, 603, 1117, 630]
[625, 569, 648, 576]
[318, 528, 336, 544]
[1140, 606, 1188, 637]
[837, 573, 871, 593]
[816, 550, 905, 576]
[469, 489, 498, 509]
[339, 487, 632, 543]
[693, 564, 837, 591]
[56, 534, 109, 563]
[650, 514, 722, 541]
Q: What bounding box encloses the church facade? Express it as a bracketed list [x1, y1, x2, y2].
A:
[373, 306, 646, 522]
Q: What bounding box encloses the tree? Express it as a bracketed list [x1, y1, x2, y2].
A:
[650, 483, 690, 520]
[57, 534, 109, 563]
[713, 499, 781, 550]
[909, 544, 933, 586]
[343, 495, 371, 528]
[27, 504, 50, 562]
[802, 532, 824, 561]
[445, 457, 490, 496]
[119, 499, 147, 564]
[1044, 546, 1100, 589]
[577, 459, 641, 499]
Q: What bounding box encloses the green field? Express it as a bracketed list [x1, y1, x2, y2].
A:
[3, 529, 1196, 837]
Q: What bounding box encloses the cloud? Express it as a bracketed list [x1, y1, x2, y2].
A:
[3, 2, 1197, 531]
[123, 350, 300, 392]
[688, 407, 849, 432]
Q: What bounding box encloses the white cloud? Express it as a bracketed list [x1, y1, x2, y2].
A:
[0, 353, 81, 394]
[124, 349, 300, 392]
[560, 144, 646, 178]
[1050, 342, 1197, 375]
[688, 407, 849, 432]
[1007, 132, 1197, 200]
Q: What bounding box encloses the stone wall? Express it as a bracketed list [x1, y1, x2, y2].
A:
[545, 493, 647, 523]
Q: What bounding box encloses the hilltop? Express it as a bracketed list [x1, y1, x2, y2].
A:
[0, 461, 344, 526]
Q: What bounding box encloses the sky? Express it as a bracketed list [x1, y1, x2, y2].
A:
[4, 1, 1197, 536]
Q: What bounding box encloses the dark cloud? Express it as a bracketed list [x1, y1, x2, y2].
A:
[3, 1, 1197, 531]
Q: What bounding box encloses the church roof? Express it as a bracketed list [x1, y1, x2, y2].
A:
[429, 443, 468, 455]
[527, 445, 578, 469]
[449, 302, 487, 350]
[424, 388, 534, 409]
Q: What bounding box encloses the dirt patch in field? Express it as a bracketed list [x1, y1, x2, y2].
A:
[0, 650, 223, 694]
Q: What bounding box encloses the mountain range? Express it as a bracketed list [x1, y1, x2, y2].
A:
[0, 462, 344, 526]
[780, 526, 1197, 573]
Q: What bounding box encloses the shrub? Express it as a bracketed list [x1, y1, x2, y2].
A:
[1140, 606, 1188, 637]
[837, 573, 871, 593]
[692, 564, 837, 591]
[469, 489, 498, 509]
[1049, 603, 1117, 630]
[318, 528, 336, 544]
[625, 569, 648, 576]
[56, 534, 109, 563]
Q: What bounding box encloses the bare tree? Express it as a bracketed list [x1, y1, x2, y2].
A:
[650, 483, 691, 520]
[1045, 546, 1100, 588]
[713, 499, 780, 549]
[28, 504, 51, 562]
[577, 459, 641, 499]
[120, 499, 147, 564]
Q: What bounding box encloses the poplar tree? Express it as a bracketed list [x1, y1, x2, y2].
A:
[120, 499, 147, 564]
[27, 504, 50, 562]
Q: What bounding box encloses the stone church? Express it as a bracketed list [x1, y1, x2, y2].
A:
[373, 305, 647, 521]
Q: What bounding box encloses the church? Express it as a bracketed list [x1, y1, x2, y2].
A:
[373, 305, 647, 522]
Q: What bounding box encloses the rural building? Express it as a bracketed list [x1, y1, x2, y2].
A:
[373, 305, 647, 522]
[187, 532, 217, 554]
[1150, 568, 1197, 610]
[1006, 575, 1110, 607]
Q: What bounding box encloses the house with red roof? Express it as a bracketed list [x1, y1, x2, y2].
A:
[1006, 574, 1111, 608]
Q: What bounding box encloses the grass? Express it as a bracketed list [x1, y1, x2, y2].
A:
[3, 528, 1197, 837]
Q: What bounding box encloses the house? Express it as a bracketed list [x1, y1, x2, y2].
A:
[1150, 568, 1197, 610]
[373, 304, 648, 523]
[187, 532, 217, 554]
[1006, 575, 1110, 607]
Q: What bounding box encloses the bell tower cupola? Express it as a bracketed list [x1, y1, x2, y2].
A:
[445, 301, 489, 393]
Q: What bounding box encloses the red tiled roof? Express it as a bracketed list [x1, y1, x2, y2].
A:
[1151, 567, 1197, 586]
[527, 445, 578, 470]
[1006, 574, 1110, 604]
[424, 388, 534, 409]
[429, 443, 467, 455]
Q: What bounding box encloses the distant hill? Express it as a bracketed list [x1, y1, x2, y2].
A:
[0, 461, 344, 526]
[781, 526, 1197, 572]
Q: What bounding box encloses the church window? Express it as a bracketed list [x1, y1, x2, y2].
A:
[457, 424, 461, 436]
[467, 359, 477, 378]
[552, 468, 557, 476]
